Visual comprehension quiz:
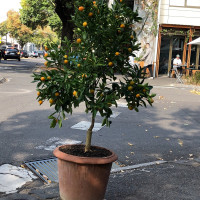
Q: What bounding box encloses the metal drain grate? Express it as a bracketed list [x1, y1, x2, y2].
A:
[24, 158, 124, 184]
[24, 157, 58, 184]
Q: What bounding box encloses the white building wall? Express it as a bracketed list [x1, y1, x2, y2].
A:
[160, 0, 200, 26]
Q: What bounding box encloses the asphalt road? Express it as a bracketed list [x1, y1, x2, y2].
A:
[0, 58, 200, 167]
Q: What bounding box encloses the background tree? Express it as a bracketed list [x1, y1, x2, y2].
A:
[32, 26, 59, 49]
[20, 0, 73, 41]
[0, 21, 8, 37]
[6, 10, 33, 49]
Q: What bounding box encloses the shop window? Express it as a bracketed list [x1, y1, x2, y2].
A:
[169, 0, 185, 7]
[186, 0, 200, 7]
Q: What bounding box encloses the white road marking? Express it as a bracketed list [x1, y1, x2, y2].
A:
[111, 160, 167, 173]
[71, 121, 104, 132]
[0, 89, 32, 94]
[35, 137, 82, 151]
[97, 111, 121, 118]
[0, 164, 36, 194]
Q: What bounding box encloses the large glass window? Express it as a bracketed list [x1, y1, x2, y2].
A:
[186, 0, 200, 7]
[170, 0, 200, 7]
[169, 0, 185, 7]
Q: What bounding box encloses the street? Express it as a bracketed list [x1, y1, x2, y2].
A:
[0, 58, 200, 199]
[0, 58, 200, 167]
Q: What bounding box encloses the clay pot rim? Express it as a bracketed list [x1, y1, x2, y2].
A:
[53, 144, 118, 165]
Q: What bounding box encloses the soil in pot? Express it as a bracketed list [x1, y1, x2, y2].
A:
[59, 145, 112, 157]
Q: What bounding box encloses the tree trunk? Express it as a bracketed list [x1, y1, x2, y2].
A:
[85, 116, 95, 152]
[54, 0, 74, 43]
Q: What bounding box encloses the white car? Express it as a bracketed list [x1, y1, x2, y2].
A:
[29, 51, 38, 58]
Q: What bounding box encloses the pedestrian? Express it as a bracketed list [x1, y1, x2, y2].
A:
[140, 43, 153, 79]
[173, 54, 182, 74]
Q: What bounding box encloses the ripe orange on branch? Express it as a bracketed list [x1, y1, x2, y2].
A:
[128, 86, 133, 91]
[38, 100, 43, 105]
[44, 46, 49, 51]
[78, 6, 84, 11]
[83, 22, 88, 27]
[37, 91, 41, 96]
[108, 62, 113, 67]
[55, 92, 60, 97]
[120, 24, 125, 28]
[64, 60, 69, 64]
[77, 38, 81, 43]
[44, 61, 48, 66]
[49, 99, 54, 104]
[40, 77, 45, 81]
[115, 52, 120, 56]
[44, 53, 48, 57]
[88, 12, 93, 17]
[73, 90, 77, 97]
[136, 94, 140, 98]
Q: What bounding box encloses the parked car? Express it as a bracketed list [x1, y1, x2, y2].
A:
[20, 50, 29, 58]
[3, 48, 20, 61]
[29, 51, 38, 58]
[37, 50, 44, 57]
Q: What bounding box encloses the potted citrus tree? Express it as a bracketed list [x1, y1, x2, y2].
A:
[33, 0, 155, 199]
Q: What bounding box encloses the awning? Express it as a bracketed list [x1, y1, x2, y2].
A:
[188, 37, 200, 45]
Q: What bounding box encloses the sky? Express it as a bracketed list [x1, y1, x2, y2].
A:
[0, 0, 21, 23]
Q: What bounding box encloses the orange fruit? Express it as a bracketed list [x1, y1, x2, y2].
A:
[120, 0, 123, 2]
[64, 55, 68, 58]
[136, 94, 140, 98]
[93, 1, 96, 4]
[128, 86, 133, 91]
[38, 100, 43, 105]
[44, 53, 48, 57]
[44, 46, 49, 51]
[130, 81, 135, 85]
[49, 99, 54, 104]
[130, 35, 134, 39]
[88, 12, 93, 17]
[37, 91, 41, 96]
[83, 22, 88, 27]
[90, 89, 95, 94]
[143, 89, 146, 93]
[78, 6, 84, 11]
[100, 93, 104, 97]
[77, 38, 81, 43]
[82, 74, 87, 78]
[115, 52, 120, 56]
[77, 64, 81, 67]
[73, 90, 77, 97]
[64, 60, 69, 64]
[47, 76, 51, 80]
[128, 48, 132, 52]
[55, 92, 60, 97]
[128, 105, 134, 110]
[108, 62, 113, 67]
[44, 61, 48, 66]
[40, 77, 45, 81]
[120, 24, 125, 28]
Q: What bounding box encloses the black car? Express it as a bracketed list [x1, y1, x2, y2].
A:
[20, 50, 29, 58]
[3, 48, 20, 61]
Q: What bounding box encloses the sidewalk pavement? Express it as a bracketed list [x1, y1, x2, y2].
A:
[1, 159, 200, 200]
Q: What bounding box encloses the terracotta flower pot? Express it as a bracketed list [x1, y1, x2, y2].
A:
[53, 144, 118, 200]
